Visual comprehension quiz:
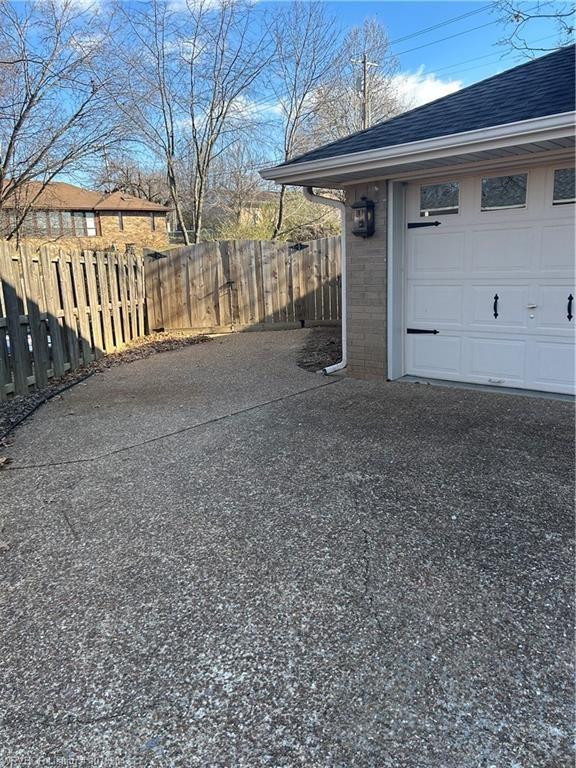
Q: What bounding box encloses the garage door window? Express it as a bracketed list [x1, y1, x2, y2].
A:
[481, 173, 527, 211]
[553, 168, 575, 205]
[420, 182, 459, 216]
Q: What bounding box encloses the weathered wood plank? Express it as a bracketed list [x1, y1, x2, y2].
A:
[84, 250, 104, 359]
[107, 253, 124, 347]
[0, 245, 29, 394]
[20, 245, 49, 387]
[217, 242, 233, 329]
[117, 255, 131, 343]
[96, 252, 115, 351]
[39, 246, 66, 378]
[71, 250, 94, 364]
[57, 249, 80, 371]
[260, 242, 274, 324]
[135, 254, 146, 337]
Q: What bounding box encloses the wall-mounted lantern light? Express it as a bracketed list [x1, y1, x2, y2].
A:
[351, 196, 375, 238]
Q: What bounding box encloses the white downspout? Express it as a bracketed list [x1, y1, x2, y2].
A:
[303, 186, 347, 375]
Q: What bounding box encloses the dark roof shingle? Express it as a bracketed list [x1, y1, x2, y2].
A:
[283, 44, 575, 167]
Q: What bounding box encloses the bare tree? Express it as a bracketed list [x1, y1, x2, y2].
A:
[111, 0, 272, 244]
[107, 0, 190, 242]
[269, 0, 339, 238]
[208, 139, 270, 227]
[178, 0, 274, 242]
[308, 19, 403, 145]
[93, 154, 170, 204]
[496, 1, 574, 54]
[0, 0, 120, 240]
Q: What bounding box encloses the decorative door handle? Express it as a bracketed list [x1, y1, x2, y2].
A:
[493, 294, 499, 319]
[568, 294, 573, 322]
[407, 221, 441, 229]
[526, 304, 538, 309]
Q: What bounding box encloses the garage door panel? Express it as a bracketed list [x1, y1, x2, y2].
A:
[468, 337, 526, 382]
[533, 285, 576, 330]
[408, 284, 463, 325]
[408, 231, 465, 276]
[540, 225, 576, 272]
[469, 285, 530, 327]
[529, 340, 575, 393]
[407, 335, 461, 376]
[470, 227, 534, 273]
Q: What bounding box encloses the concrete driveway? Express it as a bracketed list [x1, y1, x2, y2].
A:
[1, 330, 573, 767]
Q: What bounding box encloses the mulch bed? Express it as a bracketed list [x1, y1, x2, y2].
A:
[0, 332, 211, 443]
[297, 326, 343, 372]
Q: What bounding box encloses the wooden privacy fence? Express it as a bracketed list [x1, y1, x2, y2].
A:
[145, 237, 341, 332]
[0, 242, 146, 398]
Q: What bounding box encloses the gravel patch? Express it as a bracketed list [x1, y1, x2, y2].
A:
[0, 331, 210, 443]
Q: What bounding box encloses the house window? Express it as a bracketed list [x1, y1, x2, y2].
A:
[420, 182, 459, 216]
[150, 212, 156, 231]
[118, 211, 124, 231]
[35, 211, 49, 234]
[61, 211, 73, 235]
[481, 173, 527, 211]
[85, 211, 97, 236]
[48, 211, 60, 235]
[553, 168, 575, 205]
[72, 211, 87, 236]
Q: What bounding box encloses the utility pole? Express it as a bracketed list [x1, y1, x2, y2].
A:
[352, 53, 377, 130]
[362, 53, 368, 130]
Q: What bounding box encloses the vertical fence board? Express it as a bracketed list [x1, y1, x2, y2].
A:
[71, 251, 93, 364]
[84, 251, 103, 359]
[20, 245, 49, 388]
[127, 253, 138, 340]
[57, 252, 80, 372]
[39, 247, 66, 378]
[0, 245, 29, 394]
[96, 252, 114, 351]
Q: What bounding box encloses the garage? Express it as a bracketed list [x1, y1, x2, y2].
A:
[262, 44, 575, 393]
[405, 164, 575, 394]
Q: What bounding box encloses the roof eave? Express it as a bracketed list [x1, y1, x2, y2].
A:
[260, 112, 576, 186]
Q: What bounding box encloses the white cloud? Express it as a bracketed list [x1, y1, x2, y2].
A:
[392, 68, 463, 109]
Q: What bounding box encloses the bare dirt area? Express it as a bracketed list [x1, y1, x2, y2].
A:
[0, 331, 210, 443]
[297, 325, 342, 372]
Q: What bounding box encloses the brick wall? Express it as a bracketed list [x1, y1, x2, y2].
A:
[345, 181, 388, 380]
[98, 211, 169, 250]
[21, 211, 169, 253]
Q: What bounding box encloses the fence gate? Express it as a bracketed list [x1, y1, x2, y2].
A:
[144, 237, 341, 332]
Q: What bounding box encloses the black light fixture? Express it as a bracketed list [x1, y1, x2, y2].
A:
[351, 196, 375, 238]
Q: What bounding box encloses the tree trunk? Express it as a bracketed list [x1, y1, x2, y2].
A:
[167, 166, 189, 246]
[192, 172, 205, 243]
[272, 184, 286, 240]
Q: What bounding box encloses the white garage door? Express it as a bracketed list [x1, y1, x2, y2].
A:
[405, 164, 575, 395]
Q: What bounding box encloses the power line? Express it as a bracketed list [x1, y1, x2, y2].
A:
[388, 3, 498, 47]
[395, 19, 500, 56]
[394, 1, 550, 56]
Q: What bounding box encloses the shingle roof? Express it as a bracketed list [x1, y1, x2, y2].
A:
[93, 190, 170, 212]
[282, 44, 575, 168]
[2, 181, 171, 212]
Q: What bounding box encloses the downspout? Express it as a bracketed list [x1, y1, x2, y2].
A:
[303, 186, 347, 375]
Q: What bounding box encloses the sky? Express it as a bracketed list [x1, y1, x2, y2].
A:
[258, 0, 571, 107]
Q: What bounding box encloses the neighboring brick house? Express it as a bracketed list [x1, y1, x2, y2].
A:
[262, 45, 575, 396]
[1, 181, 171, 250]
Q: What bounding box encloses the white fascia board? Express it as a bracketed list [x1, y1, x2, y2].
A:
[260, 112, 576, 185]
